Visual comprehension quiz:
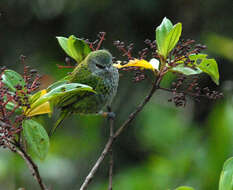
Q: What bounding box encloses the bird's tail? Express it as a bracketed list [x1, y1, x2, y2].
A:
[49, 110, 70, 137]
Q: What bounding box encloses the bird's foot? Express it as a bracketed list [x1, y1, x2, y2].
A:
[99, 110, 116, 120]
[106, 111, 115, 119]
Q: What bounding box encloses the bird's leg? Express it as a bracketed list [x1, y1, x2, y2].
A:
[98, 111, 115, 119]
[98, 107, 115, 120]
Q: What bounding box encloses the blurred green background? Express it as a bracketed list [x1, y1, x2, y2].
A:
[0, 0, 233, 189]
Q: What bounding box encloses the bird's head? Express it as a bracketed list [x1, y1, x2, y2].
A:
[86, 50, 115, 77]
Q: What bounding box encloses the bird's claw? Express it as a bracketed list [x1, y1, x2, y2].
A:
[99, 111, 115, 119]
[107, 112, 115, 119]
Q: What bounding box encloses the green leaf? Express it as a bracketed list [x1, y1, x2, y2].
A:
[2, 94, 23, 113]
[57, 35, 91, 63]
[219, 157, 233, 190]
[189, 53, 208, 61]
[156, 17, 173, 56]
[23, 119, 49, 160]
[174, 186, 195, 190]
[30, 83, 96, 111]
[186, 54, 220, 85]
[56, 37, 72, 58]
[163, 22, 182, 57]
[67, 35, 91, 63]
[171, 64, 202, 75]
[156, 18, 182, 59]
[197, 58, 219, 85]
[5, 101, 23, 113]
[1, 70, 25, 92]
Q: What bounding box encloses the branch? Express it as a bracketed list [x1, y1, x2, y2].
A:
[80, 76, 162, 190]
[108, 109, 114, 190]
[15, 144, 48, 190]
[80, 133, 114, 190]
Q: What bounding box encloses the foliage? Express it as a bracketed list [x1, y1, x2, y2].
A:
[114, 18, 219, 85]
[219, 157, 233, 190]
[56, 35, 91, 63]
[156, 17, 182, 60]
[0, 14, 230, 190]
[23, 119, 49, 160]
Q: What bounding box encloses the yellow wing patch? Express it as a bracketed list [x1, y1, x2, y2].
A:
[25, 89, 51, 117]
[26, 101, 51, 117]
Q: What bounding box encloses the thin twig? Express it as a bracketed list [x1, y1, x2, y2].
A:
[15, 144, 48, 190]
[96, 32, 106, 50]
[113, 76, 161, 139]
[108, 108, 114, 190]
[80, 135, 114, 190]
[80, 76, 162, 190]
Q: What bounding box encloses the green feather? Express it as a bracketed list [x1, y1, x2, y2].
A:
[49, 110, 70, 136]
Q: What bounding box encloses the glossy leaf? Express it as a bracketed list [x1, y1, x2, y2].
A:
[2, 93, 23, 113]
[174, 186, 195, 190]
[67, 35, 91, 63]
[156, 17, 173, 56]
[173, 54, 220, 85]
[163, 22, 182, 57]
[219, 157, 233, 190]
[56, 37, 71, 58]
[5, 101, 23, 113]
[189, 54, 208, 61]
[57, 35, 91, 63]
[23, 119, 49, 160]
[171, 64, 202, 75]
[1, 70, 25, 92]
[198, 58, 219, 85]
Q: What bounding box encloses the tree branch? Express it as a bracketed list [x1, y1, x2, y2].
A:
[108, 110, 114, 190]
[80, 134, 114, 190]
[80, 76, 162, 190]
[15, 144, 48, 190]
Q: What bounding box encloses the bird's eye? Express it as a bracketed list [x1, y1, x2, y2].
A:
[96, 63, 105, 69]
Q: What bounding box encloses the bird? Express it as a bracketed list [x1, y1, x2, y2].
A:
[46, 49, 119, 135]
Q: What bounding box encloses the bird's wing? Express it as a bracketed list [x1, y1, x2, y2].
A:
[49, 110, 70, 136]
[26, 83, 95, 117]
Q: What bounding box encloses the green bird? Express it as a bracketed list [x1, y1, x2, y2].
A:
[27, 50, 119, 135]
[52, 50, 119, 134]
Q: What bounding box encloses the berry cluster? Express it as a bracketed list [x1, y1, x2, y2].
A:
[170, 39, 207, 67]
[114, 36, 222, 105]
[144, 39, 158, 58]
[0, 68, 24, 147]
[167, 75, 223, 107]
[113, 40, 134, 60]
[0, 56, 41, 147]
[133, 71, 147, 83]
